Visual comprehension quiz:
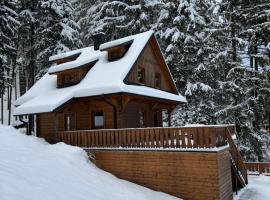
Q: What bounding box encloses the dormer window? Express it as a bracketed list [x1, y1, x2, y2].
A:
[100, 39, 133, 61]
[50, 60, 97, 88]
[63, 72, 78, 85]
[137, 67, 145, 84]
[51, 53, 81, 65]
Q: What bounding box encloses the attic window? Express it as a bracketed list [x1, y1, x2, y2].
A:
[56, 60, 97, 88]
[137, 68, 145, 84]
[100, 39, 133, 62]
[52, 53, 81, 65]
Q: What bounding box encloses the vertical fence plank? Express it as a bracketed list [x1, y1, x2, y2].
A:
[150, 128, 155, 148]
[164, 128, 169, 148]
[117, 130, 120, 147]
[181, 128, 186, 148]
[187, 129, 192, 148]
[192, 128, 198, 148]
[135, 129, 140, 148]
[140, 129, 145, 148]
[121, 130, 126, 147]
[131, 130, 135, 147]
[175, 128, 180, 148]
[155, 128, 160, 148]
[204, 128, 210, 148]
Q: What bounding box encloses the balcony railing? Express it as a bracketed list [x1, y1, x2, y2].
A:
[245, 162, 270, 174]
[56, 125, 233, 149]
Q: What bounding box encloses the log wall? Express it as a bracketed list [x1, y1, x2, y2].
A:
[89, 148, 233, 200]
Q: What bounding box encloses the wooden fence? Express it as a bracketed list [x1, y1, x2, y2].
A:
[57, 126, 230, 149]
[245, 162, 270, 174]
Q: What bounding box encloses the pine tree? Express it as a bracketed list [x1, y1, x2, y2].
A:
[215, 0, 270, 161]
[17, 0, 38, 91]
[156, 0, 212, 92]
[75, 0, 163, 46]
[0, 0, 19, 123]
[35, 0, 82, 78]
[76, 0, 129, 45]
[121, 0, 163, 35]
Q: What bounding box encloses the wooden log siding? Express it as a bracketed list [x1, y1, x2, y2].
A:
[245, 162, 270, 174]
[57, 126, 230, 149]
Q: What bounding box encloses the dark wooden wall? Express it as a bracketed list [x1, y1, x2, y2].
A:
[36, 113, 55, 143]
[127, 39, 176, 94]
[122, 100, 162, 128]
[36, 96, 166, 143]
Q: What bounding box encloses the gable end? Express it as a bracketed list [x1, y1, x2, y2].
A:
[124, 35, 178, 95]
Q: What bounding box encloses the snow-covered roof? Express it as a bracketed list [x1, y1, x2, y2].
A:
[100, 39, 134, 51]
[14, 31, 186, 115]
[48, 47, 101, 74]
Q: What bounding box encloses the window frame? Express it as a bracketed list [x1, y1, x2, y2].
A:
[139, 111, 146, 128]
[64, 113, 75, 131]
[92, 111, 105, 129]
[137, 67, 145, 84]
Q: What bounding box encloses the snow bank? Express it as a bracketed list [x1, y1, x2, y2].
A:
[234, 175, 270, 200]
[0, 125, 179, 200]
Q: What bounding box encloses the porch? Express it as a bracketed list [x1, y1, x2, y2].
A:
[56, 125, 229, 149]
[55, 125, 248, 199]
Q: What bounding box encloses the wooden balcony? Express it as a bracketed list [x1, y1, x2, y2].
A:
[56, 124, 248, 190]
[56, 125, 233, 149]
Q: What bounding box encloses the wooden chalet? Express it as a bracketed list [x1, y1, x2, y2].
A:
[14, 31, 248, 200]
[14, 31, 186, 143]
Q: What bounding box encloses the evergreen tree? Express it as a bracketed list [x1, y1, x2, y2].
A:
[75, 0, 163, 46]
[17, 0, 38, 90]
[156, 0, 212, 93]
[35, 0, 82, 78]
[76, 0, 129, 45]
[215, 0, 270, 161]
[0, 0, 19, 123]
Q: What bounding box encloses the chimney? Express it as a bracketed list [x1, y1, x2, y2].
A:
[92, 32, 105, 51]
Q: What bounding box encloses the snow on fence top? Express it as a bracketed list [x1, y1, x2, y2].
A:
[14, 31, 186, 115]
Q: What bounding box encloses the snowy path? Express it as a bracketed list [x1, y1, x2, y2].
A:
[0, 125, 180, 200]
[235, 175, 270, 200]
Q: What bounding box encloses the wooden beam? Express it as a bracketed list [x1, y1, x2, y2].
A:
[121, 95, 131, 110]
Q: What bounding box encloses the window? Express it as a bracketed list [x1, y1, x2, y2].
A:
[65, 114, 74, 131]
[137, 68, 145, 84]
[104, 40, 133, 61]
[155, 73, 161, 88]
[92, 111, 104, 129]
[64, 73, 77, 85]
[139, 111, 146, 127]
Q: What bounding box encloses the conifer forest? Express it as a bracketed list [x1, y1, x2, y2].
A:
[1, 0, 270, 161]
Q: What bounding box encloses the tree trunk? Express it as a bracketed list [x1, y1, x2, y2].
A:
[1, 92, 3, 124]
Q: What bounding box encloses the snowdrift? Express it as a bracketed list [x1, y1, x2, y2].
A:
[0, 125, 179, 200]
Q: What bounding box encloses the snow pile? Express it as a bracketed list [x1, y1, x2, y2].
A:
[235, 175, 270, 200]
[0, 125, 179, 200]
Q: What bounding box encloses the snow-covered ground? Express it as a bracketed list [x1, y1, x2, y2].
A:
[234, 175, 270, 200]
[0, 125, 179, 200]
